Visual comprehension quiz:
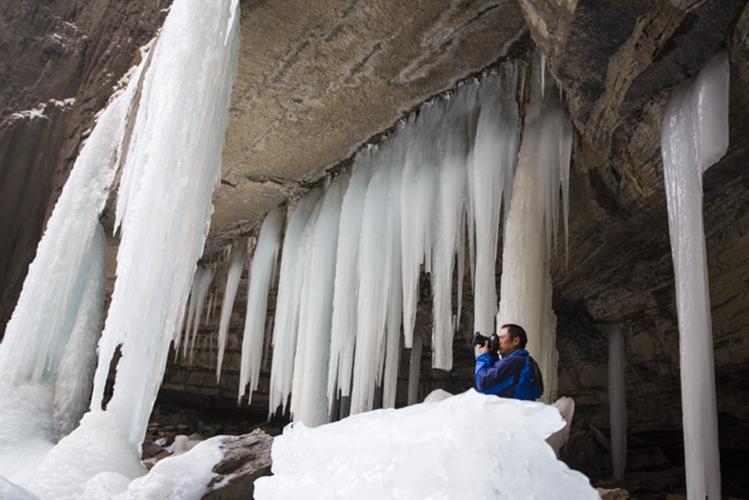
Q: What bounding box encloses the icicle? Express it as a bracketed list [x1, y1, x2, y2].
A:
[268, 190, 322, 417]
[178, 271, 200, 358]
[238, 207, 284, 403]
[400, 112, 437, 348]
[431, 91, 471, 371]
[350, 166, 393, 415]
[605, 325, 627, 481]
[382, 153, 404, 408]
[661, 52, 728, 500]
[407, 334, 423, 405]
[187, 266, 215, 364]
[327, 154, 372, 407]
[215, 242, 246, 381]
[290, 176, 347, 426]
[469, 64, 520, 336]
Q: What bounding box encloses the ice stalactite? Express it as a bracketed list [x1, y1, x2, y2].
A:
[264, 62, 533, 422]
[407, 334, 423, 405]
[186, 266, 215, 363]
[327, 154, 372, 406]
[431, 87, 473, 370]
[215, 242, 246, 381]
[268, 190, 322, 417]
[661, 52, 729, 500]
[469, 64, 521, 337]
[400, 112, 437, 349]
[606, 325, 627, 481]
[238, 207, 284, 404]
[497, 53, 572, 403]
[290, 176, 347, 426]
[382, 153, 404, 408]
[350, 166, 393, 415]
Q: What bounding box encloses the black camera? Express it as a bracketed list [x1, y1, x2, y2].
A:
[473, 332, 500, 356]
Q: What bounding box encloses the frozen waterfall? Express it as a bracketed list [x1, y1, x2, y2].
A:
[0, 0, 239, 496]
[661, 52, 729, 500]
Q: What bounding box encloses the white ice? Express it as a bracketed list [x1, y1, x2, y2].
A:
[215, 243, 246, 380]
[327, 154, 372, 404]
[254, 390, 597, 499]
[497, 53, 572, 402]
[661, 51, 728, 500]
[290, 175, 346, 426]
[239, 207, 284, 403]
[268, 190, 322, 416]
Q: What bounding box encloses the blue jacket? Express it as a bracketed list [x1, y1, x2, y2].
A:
[475, 348, 541, 400]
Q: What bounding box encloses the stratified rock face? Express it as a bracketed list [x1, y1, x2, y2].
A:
[210, 0, 529, 248]
[0, 0, 170, 337]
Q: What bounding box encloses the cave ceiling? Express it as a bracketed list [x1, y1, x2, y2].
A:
[209, 0, 527, 251]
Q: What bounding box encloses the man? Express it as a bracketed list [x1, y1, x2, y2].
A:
[474, 323, 543, 401]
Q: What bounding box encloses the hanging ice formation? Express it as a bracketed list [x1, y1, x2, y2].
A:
[238, 207, 284, 404]
[0, 0, 239, 495]
[216, 242, 246, 381]
[290, 175, 347, 425]
[177, 264, 216, 363]
[268, 190, 322, 416]
[606, 325, 627, 480]
[258, 60, 536, 423]
[661, 52, 729, 500]
[496, 52, 572, 403]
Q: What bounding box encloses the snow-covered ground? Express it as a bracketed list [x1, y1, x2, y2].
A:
[255, 390, 597, 499]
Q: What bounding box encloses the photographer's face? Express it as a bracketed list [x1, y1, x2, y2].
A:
[498, 327, 519, 356]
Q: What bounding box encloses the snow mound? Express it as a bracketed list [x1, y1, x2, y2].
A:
[254, 390, 597, 499]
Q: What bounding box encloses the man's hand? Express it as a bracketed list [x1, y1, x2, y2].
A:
[477, 341, 489, 355]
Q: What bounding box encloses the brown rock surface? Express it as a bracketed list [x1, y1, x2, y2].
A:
[203, 430, 273, 500]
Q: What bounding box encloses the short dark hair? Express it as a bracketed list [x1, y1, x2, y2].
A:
[500, 323, 528, 348]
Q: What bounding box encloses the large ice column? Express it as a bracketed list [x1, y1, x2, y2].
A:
[661, 52, 728, 500]
[469, 64, 521, 336]
[268, 190, 322, 417]
[382, 155, 404, 408]
[606, 325, 627, 480]
[89, 0, 239, 449]
[497, 55, 572, 403]
[328, 154, 372, 406]
[290, 176, 346, 426]
[0, 56, 144, 390]
[238, 207, 284, 404]
[215, 243, 246, 380]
